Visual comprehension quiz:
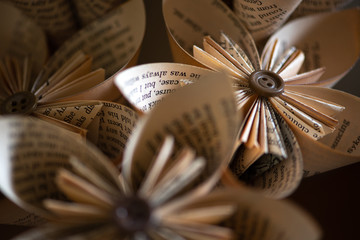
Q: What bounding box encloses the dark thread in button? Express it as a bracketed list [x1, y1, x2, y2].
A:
[113, 196, 151, 236]
[249, 70, 284, 97]
[1, 91, 37, 115]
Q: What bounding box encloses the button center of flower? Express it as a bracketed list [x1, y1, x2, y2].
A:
[1, 91, 37, 115]
[113, 196, 151, 235]
[249, 70, 284, 97]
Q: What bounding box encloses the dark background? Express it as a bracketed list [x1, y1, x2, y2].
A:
[2, 0, 360, 239]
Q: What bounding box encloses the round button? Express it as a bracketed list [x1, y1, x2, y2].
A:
[1, 91, 37, 115]
[113, 196, 151, 235]
[249, 70, 284, 97]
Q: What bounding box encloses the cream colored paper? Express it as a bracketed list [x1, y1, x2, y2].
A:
[37, 0, 146, 101]
[8, 0, 77, 46]
[233, 0, 302, 41]
[291, 0, 354, 18]
[163, 0, 258, 69]
[286, 85, 360, 176]
[72, 0, 126, 25]
[0, 117, 115, 223]
[115, 62, 215, 112]
[0, 2, 48, 73]
[8, 0, 132, 47]
[87, 101, 139, 163]
[268, 8, 360, 87]
[218, 186, 321, 240]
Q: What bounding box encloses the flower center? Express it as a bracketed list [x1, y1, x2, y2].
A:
[0, 91, 37, 115]
[113, 196, 151, 235]
[249, 70, 284, 97]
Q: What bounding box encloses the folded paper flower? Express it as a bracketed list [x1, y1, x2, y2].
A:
[0, 75, 321, 239]
[163, 0, 360, 198]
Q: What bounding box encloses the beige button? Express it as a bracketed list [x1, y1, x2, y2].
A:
[1, 91, 37, 115]
[249, 70, 284, 97]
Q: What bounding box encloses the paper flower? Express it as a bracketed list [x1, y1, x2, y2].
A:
[194, 32, 343, 171]
[163, 0, 360, 197]
[0, 53, 140, 165]
[20, 137, 239, 239]
[0, 52, 105, 135]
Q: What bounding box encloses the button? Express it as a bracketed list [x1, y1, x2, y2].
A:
[1, 91, 37, 115]
[249, 70, 284, 97]
[113, 196, 151, 235]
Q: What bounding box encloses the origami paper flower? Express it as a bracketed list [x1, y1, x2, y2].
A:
[193, 32, 343, 174]
[0, 52, 105, 134]
[163, 0, 360, 197]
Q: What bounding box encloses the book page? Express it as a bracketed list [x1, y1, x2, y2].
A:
[286, 85, 360, 176]
[115, 62, 214, 112]
[218, 187, 321, 240]
[268, 8, 360, 87]
[163, 0, 259, 70]
[87, 101, 139, 162]
[35, 101, 103, 130]
[0, 116, 119, 224]
[8, 0, 77, 46]
[72, 0, 126, 25]
[121, 71, 241, 193]
[230, 101, 303, 199]
[291, 0, 353, 18]
[233, 0, 302, 41]
[0, 2, 48, 74]
[0, 196, 44, 226]
[249, 111, 303, 198]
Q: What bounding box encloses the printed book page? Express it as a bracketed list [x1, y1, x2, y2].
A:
[233, 0, 302, 41]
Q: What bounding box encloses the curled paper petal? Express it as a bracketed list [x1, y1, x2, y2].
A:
[268, 8, 360, 87]
[9, 0, 135, 47]
[0, 116, 120, 222]
[217, 187, 321, 240]
[291, 0, 354, 18]
[37, 0, 146, 101]
[114, 62, 215, 113]
[232, 0, 302, 41]
[0, 2, 48, 73]
[163, 0, 258, 69]
[286, 85, 360, 176]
